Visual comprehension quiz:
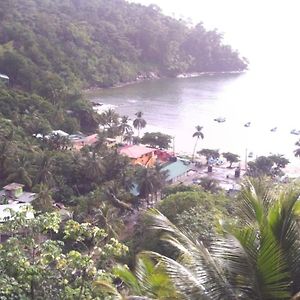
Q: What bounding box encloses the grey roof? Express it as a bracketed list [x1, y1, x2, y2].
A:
[0, 190, 36, 203]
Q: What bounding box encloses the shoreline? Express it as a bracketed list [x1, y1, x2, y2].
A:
[83, 70, 246, 94]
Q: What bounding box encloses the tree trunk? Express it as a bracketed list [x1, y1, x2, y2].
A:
[192, 138, 198, 162]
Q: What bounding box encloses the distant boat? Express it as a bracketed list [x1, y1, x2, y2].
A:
[270, 127, 277, 132]
[290, 129, 300, 135]
[214, 117, 226, 123]
[244, 122, 251, 127]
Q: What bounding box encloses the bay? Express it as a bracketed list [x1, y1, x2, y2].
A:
[86, 71, 300, 174]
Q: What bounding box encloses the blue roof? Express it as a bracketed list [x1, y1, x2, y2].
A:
[162, 160, 190, 181]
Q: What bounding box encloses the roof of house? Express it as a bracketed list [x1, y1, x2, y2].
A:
[162, 160, 190, 181]
[51, 130, 69, 137]
[119, 145, 156, 159]
[3, 183, 24, 191]
[84, 134, 99, 145]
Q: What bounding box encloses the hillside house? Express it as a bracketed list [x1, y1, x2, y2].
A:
[70, 133, 99, 150]
[119, 145, 157, 167]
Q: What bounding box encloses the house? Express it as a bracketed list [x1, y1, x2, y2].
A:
[0, 183, 36, 204]
[0, 183, 36, 226]
[119, 145, 157, 167]
[161, 159, 191, 184]
[70, 133, 99, 150]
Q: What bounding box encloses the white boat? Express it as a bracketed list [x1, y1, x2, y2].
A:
[214, 117, 226, 123]
[270, 127, 277, 132]
[290, 129, 300, 135]
[244, 122, 251, 127]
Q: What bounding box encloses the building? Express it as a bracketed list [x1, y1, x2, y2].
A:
[119, 145, 157, 167]
[0, 183, 36, 224]
[70, 133, 99, 151]
[161, 159, 191, 184]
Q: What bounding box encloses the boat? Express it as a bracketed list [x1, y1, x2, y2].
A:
[214, 117, 226, 123]
[290, 129, 300, 135]
[244, 122, 251, 127]
[270, 127, 277, 132]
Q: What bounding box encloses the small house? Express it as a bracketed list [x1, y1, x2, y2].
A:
[0, 183, 36, 205]
[161, 160, 191, 184]
[119, 145, 157, 167]
[70, 133, 99, 151]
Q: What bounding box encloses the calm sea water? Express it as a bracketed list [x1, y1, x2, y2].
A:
[86, 71, 300, 173]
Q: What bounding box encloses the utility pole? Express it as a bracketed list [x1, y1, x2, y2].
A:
[172, 136, 175, 156]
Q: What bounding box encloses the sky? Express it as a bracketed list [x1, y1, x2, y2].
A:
[129, 0, 300, 72]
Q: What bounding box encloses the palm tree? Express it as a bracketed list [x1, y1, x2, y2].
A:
[6, 155, 33, 189]
[114, 255, 179, 300]
[34, 152, 54, 187]
[133, 111, 147, 138]
[135, 167, 156, 206]
[140, 178, 300, 299]
[192, 125, 204, 161]
[32, 184, 54, 212]
[99, 108, 119, 131]
[152, 162, 169, 202]
[123, 131, 134, 145]
[118, 116, 133, 142]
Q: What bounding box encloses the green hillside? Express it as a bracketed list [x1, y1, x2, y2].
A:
[0, 0, 247, 95]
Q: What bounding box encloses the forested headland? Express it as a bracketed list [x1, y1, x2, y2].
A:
[0, 0, 247, 93]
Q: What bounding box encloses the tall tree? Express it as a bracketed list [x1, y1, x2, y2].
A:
[192, 125, 204, 161]
[133, 111, 147, 138]
[222, 152, 239, 168]
[118, 115, 133, 142]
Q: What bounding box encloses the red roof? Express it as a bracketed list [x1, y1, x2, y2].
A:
[119, 145, 156, 159]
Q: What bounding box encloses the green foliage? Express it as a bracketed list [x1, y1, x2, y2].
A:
[140, 178, 300, 300]
[114, 255, 180, 299]
[0, 0, 246, 94]
[247, 154, 289, 177]
[198, 148, 220, 164]
[222, 151, 240, 168]
[141, 132, 172, 149]
[0, 208, 127, 299]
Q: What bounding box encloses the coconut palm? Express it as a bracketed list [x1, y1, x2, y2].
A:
[32, 184, 54, 212]
[6, 155, 33, 189]
[152, 162, 169, 202]
[133, 111, 147, 138]
[141, 178, 300, 300]
[114, 255, 180, 300]
[119, 116, 133, 142]
[135, 167, 156, 206]
[34, 152, 54, 187]
[192, 125, 204, 161]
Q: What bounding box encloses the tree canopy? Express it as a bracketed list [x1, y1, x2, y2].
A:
[0, 0, 247, 95]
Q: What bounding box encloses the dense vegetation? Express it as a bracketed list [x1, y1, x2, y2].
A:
[0, 0, 247, 94]
[7, 1, 300, 299]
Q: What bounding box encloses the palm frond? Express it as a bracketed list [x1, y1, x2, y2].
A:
[146, 209, 241, 299]
[238, 178, 273, 226]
